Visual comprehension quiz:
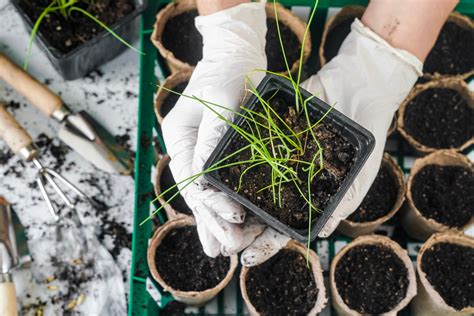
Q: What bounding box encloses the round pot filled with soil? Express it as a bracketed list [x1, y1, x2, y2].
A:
[154, 71, 191, 124]
[240, 240, 327, 315]
[319, 5, 365, 67]
[401, 150, 473, 241]
[423, 12, 474, 80]
[147, 216, 237, 305]
[337, 153, 405, 238]
[412, 231, 474, 316]
[330, 235, 417, 315]
[265, 3, 311, 76]
[398, 78, 474, 153]
[154, 155, 193, 219]
[152, 1, 202, 72]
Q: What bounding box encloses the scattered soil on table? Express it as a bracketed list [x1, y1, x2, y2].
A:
[424, 22, 474, 76]
[246, 249, 318, 316]
[323, 17, 356, 64]
[335, 244, 409, 314]
[219, 97, 355, 229]
[403, 88, 473, 149]
[411, 165, 473, 228]
[160, 81, 188, 118]
[266, 18, 301, 73]
[421, 242, 474, 310]
[161, 10, 203, 66]
[348, 163, 398, 222]
[159, 164, 192, 215]
[19, 0, 135, 54]
[35, 133, 71, 170]
[155, 226, 230, 291]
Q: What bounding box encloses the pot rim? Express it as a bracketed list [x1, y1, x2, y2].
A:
[154, 71, 193, 124]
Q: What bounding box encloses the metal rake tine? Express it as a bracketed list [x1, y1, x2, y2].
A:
[44, 168, 89, 201]
[37, 175, 60, 221]
[42, 170, 75, 209]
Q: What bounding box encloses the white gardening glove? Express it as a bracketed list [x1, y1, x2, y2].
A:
[162, 2, 268, 257]
[240, 18, 422, 267]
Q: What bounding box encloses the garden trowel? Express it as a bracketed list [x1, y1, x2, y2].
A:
[0, 53, 132, 175]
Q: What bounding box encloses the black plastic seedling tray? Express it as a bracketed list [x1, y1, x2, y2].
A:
[11, 0, 148, 80]
[204, 74, 376, 242]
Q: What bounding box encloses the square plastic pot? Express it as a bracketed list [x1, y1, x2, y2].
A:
[204, 74, 375, 243]
[11, 0, 148, 80]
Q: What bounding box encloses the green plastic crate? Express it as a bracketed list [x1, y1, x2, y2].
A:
[129, 1, 474, 315]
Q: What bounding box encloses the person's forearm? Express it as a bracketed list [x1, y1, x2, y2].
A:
[197, 0, 249, 15]
[362, 0, 458, 62]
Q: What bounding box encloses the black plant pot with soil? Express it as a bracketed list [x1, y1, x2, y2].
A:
[412, 231, 474, 315]
[204, 74, 375, 242]
[12, 0, 147, 80]
[330, 235, 417, 315]
[147, 216, 237, 306]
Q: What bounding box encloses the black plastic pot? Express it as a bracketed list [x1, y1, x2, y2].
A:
[204, 74, 375, 242]
[11, 0, 147, 80]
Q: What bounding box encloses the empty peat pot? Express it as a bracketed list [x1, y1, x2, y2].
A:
[147, 216, 237, 305]
[240, 240, 327, 316]
[154, 71, 191, 124]
[330, 235, 417, 315]
[401, 150, 473, 240]
[337, 153, 405, 238]
[412, 231, 474, 316]
[154, 155, 193, 219]
[423, 12, 474, 80]
[398, 78, 474, 153]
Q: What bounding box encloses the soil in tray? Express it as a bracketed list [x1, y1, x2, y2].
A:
[335, 244, 409, 314]
[160, 164, 192, 215]
[155, 226, 230, 291]
[421, 242, 474, 310]
[424, 21, 474, 76]
[411, 165, 473, 228]
[219, 98, 355, 229]
[19, 0, 135, 54]
[323, 17, 356, 64]
[403, 88, 473, 149]
[246, 249, 318, 315]
[348, 162, 398, 222]
[160, 81, 188, 118]
[161, 10, 203, 66]
[266, 18, 301, 73]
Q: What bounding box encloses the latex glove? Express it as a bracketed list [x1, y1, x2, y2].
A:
[240, 18, 422, 266]
[162, 2, 267, 257]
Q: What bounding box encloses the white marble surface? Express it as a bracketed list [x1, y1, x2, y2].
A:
[0, 1, 139, 314]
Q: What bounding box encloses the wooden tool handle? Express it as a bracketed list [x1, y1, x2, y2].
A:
[0, 53, 63, 117]
[0, 105, 33, 155]
[0, 281, 18, 316]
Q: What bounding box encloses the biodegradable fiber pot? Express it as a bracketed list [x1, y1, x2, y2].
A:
[337, 153, 405, 238]
[398, 78, 474, 153]
[330, 235, 417, 316]
[147, 216, 237, 305]
[412, 231, 474, 316]
[240, 240, 327, 316]
[154, 71, 191, 124]
[12, 0, 147, 80]
[401, 150, 474, 241]
[154, 154, 193, 219]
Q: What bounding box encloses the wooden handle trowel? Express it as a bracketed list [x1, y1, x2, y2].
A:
[0, 53, 132, 175]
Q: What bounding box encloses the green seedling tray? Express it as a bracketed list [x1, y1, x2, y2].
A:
[129, 1, 474, 315]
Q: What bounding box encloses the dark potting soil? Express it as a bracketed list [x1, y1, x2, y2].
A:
[266, 18, 301, 73]
[403, 88, 473, 149]
[160, 81, 188, 118]
[421, 242, 474, 310]
[246, 249, 318, 315]
[411, 165, 473, 228]
[424, 21, 474, 76]
[161, 10, 203, 66]
[159, 164, 192, 215]
[323, 17, 357, 64]
[155, 226, 230, 292]
[19, 0, 135, 54]
[219, 97, 355, 229]
[335, 244, 409, 314]
[348, 162, 399, 222]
